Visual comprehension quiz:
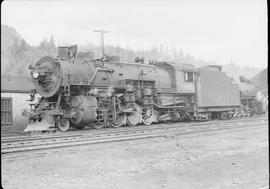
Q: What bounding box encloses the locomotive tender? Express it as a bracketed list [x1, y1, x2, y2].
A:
[24, 45, 241, 132]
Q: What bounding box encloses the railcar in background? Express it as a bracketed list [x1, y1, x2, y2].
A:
[238, 76, 267, 116]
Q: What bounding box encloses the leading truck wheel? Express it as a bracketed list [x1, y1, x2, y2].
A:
[56, 117, 70, 132]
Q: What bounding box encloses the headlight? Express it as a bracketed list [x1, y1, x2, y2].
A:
[32, 71, 39, 78]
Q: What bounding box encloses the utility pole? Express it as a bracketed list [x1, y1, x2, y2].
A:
[93, 29, 110, 58]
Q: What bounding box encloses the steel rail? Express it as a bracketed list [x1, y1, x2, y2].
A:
[1, 116, 266, 142]
[2, 119, 267, 155]
[1, 116, 265, 144]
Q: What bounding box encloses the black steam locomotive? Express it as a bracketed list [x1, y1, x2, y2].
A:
[24, 45, 251, 132]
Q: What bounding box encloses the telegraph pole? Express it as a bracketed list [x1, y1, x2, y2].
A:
[93, 29, 110, 58]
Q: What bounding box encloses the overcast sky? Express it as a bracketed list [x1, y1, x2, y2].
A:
[1, 0, 267, 68]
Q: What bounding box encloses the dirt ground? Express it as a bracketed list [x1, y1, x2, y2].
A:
[2, 123, 269, 189]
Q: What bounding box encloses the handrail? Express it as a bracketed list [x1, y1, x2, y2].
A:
[88, 67, 102, 85]
[88, 67, 114, 85]
[153, 103, 184, 109]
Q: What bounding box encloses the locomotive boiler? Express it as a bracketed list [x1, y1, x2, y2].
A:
[24, 45, 241, 132]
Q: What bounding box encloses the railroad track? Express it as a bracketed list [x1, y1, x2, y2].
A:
[2, 117, 267, 157]
[1, 116, 266, 142]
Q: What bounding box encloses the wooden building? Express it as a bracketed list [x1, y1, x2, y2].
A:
[1, 76, 38, 132]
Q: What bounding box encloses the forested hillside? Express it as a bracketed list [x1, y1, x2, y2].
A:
[1, 25, 263, 80]
[1, 25, 57, 76]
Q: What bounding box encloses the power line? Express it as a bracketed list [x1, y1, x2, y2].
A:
[93, 29, 110, 58]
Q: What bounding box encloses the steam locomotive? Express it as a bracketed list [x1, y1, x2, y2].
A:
[238, 76, 268, 116]
[24, 45, 244, 132]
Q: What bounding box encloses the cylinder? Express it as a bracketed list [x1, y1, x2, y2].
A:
[69, 95, 97, 125]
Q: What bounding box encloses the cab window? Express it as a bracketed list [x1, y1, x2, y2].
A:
[184, 72, 194, 82]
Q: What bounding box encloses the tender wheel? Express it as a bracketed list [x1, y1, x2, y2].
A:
[227, 112, 233, 119]
[56, 117, 70, 132]
[220, 112, 227, 120]
[111, 114, 126, 128]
